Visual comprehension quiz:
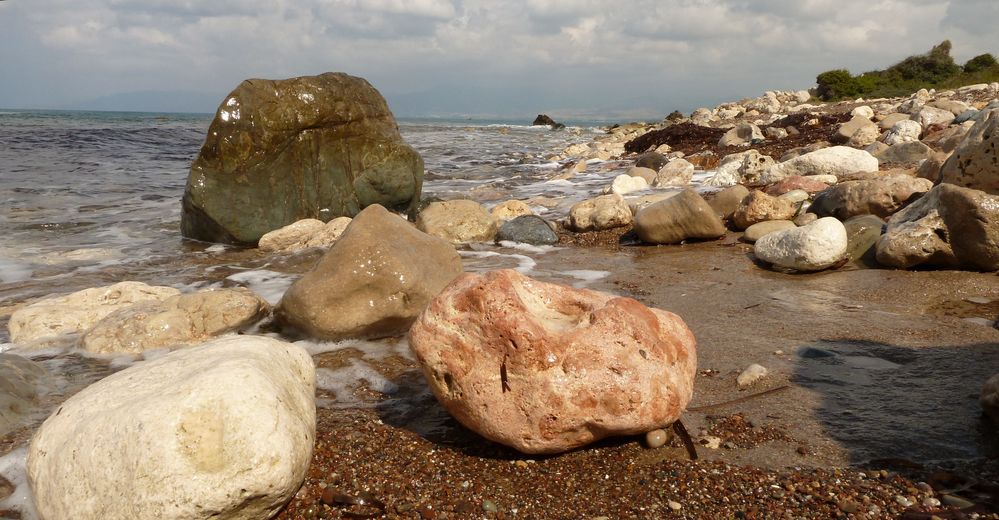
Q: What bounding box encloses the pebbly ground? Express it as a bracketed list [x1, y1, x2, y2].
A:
[274, 235, 999, 519]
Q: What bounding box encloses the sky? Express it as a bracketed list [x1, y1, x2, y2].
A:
[1, 0, 997, 120]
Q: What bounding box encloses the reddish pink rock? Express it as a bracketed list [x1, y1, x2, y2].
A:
[408, 269, 697, 454]
[765, 175, 831, 196]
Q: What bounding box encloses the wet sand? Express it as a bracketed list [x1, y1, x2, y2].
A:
[273, 236, 999, 519]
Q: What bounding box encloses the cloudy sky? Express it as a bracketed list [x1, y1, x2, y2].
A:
[1, 0, 996, 119]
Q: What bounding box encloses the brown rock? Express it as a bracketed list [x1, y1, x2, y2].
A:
[876, 183, 999, 270]
[939, 109, 999, 194]
[417, 200, 498, 244]
[765, 176, 831, 196]
[633, 189, 726, 244]
[408, 269, 697, 454]
[568, 195, 633, 232]
[278, 204, 463, 340]
[810, 174, 933, 220]
[916, 150, 951, 181]
[707, 185, 750, 221]
[732, 191, 797, 230]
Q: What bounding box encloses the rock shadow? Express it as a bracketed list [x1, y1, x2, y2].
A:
[791, 338, 999, 465]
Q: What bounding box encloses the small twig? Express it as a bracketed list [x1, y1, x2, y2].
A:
[672, 420, 698, 460]
[688, 385, 790, 412]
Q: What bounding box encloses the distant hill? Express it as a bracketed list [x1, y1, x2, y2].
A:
[816, 40, 999, 101]
[70, 90, 222, 114]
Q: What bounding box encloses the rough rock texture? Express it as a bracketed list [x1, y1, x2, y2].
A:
[743, 220, 796, 243]
[496, 216, 558, 246]
[718, 123, 763, 146]
[835, 115, 879, 147]
[911, 106, 956, 128]
[0, 354, 46, 437]
[916, 150, 951, 181]
[875, 183, 999, 270]
[653, 159, 694, 187]
[491, 200, 535, 221]
[258, 217, 352, 252]
[939, 109, 999, 194]
[27, 336, 315, 520]
[8, 282, 181, 346]
[875, 141, 932, 165]
[982, 374, 999, 423]
[809, 174, 933, 220]
[707, 185, 750, 220]
[181, 72, 423, 245]
[279, 204, 463, 340]
[408, 269, 697, 454]
[883, 120, 922, 145]
[736, 151, 777, 185]
[764, 146, 879, 183]
[633, 189, 727, 245]
[879, 112, 911, 130]
[81, 288, 271, 354]
[754, 217, 849, 272]
[732, 191, 798, 230]
[568, 195, 633, 232]
[416, 200, 498, 244]
[843, 214, 885, 268]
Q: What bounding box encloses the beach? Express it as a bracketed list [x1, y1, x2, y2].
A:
[2, 81, 999, 519]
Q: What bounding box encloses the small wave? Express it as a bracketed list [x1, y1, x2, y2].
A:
[225, 269, 296, 306]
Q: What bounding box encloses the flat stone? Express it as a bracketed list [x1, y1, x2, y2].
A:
[634, 189, 727, 245]
[743, 220, 796, 243]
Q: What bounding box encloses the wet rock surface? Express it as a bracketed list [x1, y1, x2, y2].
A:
[633, 189, 726, 245]
[181, 72, 423, 244]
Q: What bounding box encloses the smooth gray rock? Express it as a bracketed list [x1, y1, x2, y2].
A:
[496, 216, 558, 245]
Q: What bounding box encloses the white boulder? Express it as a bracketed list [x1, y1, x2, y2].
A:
[27, 335, 316, 520]
[754, 217, 848, 272]
[764, 146, 879, 184]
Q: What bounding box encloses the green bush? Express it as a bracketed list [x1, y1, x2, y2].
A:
[815, 41, 999, 101]
[965, 53, 998, 73]
[816, 69, 859, 100]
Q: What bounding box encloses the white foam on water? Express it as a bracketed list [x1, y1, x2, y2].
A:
[224, 270, 296, 306]
[204, 244, 229, 253]
[0, 259, 33, 283]
[495, 241, 561, 255]
[315, 359, 399, 407]
[0, 448, 39, 520]
[562, 269, 612, 288]
[460, 250, 536, 274]
[296, 336, 413, 362]
[543, 179, 574, 186]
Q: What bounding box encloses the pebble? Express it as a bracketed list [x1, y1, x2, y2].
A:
[941, 494, 975, 508]
[837, 499, 861, 513]
[668, 500, 682, 511]
[895, 495, 914, 507]
[645, 429, 670, 448]
[965, 296, 992, 304]
[482, 499, 498, 513]
[922, 497, 941, 507]
[700, 436, 722, 449]
[737, 363, 768, 387]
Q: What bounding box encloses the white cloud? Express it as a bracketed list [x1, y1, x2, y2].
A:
[1, 0, 996, 115]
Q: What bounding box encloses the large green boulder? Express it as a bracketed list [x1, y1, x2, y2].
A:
[181, 72, 423, 244]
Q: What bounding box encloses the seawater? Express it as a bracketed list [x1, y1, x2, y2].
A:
[0, 110, 623, 318]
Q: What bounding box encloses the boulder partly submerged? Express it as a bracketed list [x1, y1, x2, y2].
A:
[409, 269, 697, 454]
[181, 72, 424, 245]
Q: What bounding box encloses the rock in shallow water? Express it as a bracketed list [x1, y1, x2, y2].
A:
[496, 215, 558, 245]
[408, 269, 697, 454]
[0, 354, 46, 437]
[27, 335, 316, 520]
[258, 217, 352, 252]
[417, 199, 498, 244]
[8, 282, 181, 347]
[754, 217, 848, 272]
[743, 220, 796, 243]
[279, 204, 463, 341]
[181, 72, 423, 245]
[81, 288, 270, 354]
